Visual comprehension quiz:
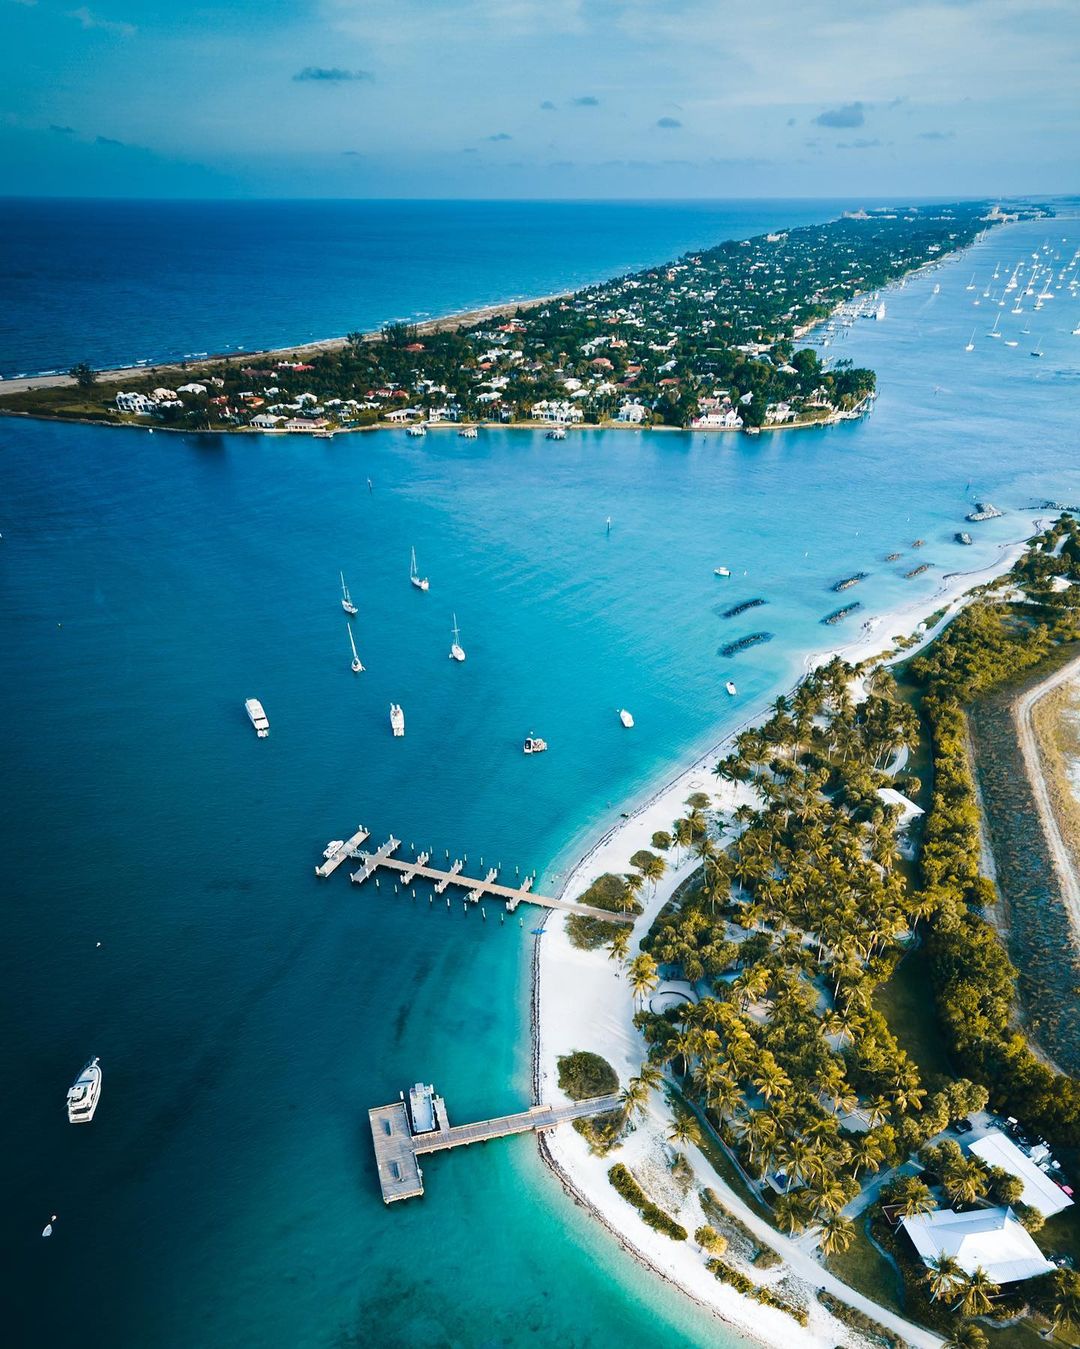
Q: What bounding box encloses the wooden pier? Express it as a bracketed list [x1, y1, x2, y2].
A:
[334, 836, 631, 923]
[369, 1089, 622, 1203]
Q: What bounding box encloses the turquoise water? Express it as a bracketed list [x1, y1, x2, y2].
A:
[1, 214, 1079, 1348]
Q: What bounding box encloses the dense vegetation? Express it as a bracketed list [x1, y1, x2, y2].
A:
[2, 203, 1011, 433]
[608, 1162, 688, 1240]
[566, 872, 643, 950]
[557, 1050, 619, 1100]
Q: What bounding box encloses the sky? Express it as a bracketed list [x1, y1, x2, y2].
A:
[2, 0, 1078, 198]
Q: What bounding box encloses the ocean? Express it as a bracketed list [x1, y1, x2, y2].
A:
[1, 202, 1079, 1349]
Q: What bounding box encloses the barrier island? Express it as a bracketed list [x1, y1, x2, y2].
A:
[0, 201, 1041, 435]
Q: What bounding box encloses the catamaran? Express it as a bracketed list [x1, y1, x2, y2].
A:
[410, 547, 429, 592]
[340, 571, 358, 616]
[449, 614, 465, 662]
[67, 1057, 102, 1124]
[348, 623, 364, 673]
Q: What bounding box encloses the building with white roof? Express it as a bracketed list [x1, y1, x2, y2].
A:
[901, 1206, 1054, 1283]
[970, 1131, 1074, 1217]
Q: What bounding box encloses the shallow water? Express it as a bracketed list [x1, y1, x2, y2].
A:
[1, 213, 1079, 1348]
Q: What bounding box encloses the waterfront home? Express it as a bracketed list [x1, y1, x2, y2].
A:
[529, 399, 584, 424]
[177, 382, 207, 395]
[115, 390, 157, 415]
[385, 407, 421, 422]
[250, 413, 285, 430]
[691, 409, 742, 429]
[283, 418, 329, 432]
[969, 1131, 1074, 1217]
[901, 1207, 1054, 1283]
[616, 400, 646, 424]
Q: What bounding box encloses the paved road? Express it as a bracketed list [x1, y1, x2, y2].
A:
[1013, 650, 1080, 948]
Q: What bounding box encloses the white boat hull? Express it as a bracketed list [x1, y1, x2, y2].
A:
[67, 1058, 101, 1124]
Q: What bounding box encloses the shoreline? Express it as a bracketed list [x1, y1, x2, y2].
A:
[529, 522, 1040, 1349]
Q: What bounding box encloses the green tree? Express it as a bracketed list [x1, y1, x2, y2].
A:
[68, 361, 97, 389]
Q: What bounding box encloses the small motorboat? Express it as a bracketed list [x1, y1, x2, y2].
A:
[523, 735, 548, 755]
[714, 566, 731, 577]
[42, 1215, 57, 1239]
[390, 703, 405, 737]
[323, 840, 345, 860]
[725, 681, 737, 696]
[618, 709, 634, 728]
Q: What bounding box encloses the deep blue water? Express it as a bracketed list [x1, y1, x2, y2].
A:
[1, 207, 1079, 1349]
[2, 197, 857, 377]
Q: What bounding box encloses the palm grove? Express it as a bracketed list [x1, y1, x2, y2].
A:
[573, 517, 1080, 1339]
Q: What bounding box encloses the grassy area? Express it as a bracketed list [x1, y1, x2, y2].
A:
[666, 1084, 774, 1221]
[824, 1220, 906, 1318]
[873, 942, 956, 1091]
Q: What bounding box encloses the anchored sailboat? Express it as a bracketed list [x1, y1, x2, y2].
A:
[348, 623, 364, 673]
[410, 547, 430, 592]
[340, 571, 358, 616]
[449, 614, 465, 662]
[965, 329, 975, 352]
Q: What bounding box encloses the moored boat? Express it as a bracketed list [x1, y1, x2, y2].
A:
[67, 1057, 101, 1124]
[546, 426, 566, 440]
[449, 614, 465, 662]
[410, 547, 430, 591]
[323, 840, 345, 859]
[245, 698, 269, 737]
[390, 704, 405, 737]
[459, 425, 478, 438]
[725, 680, 737, 696]
[340, 571, 358, 616]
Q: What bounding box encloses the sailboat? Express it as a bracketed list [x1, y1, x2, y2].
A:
[965, 329, 975, 352]
[410, 547, 429, 592]
[348, 623, 364, 673]
[987, 313, 1002, 339]
[340, 571, 358, 616]
[965, 273, 976, 291]
[449, 614, 465, 662]
[1031, 341, 1043, 358]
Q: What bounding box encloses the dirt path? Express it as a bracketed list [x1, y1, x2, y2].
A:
[1012, 651, 1080, 949]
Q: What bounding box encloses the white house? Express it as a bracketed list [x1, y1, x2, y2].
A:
[115, 391, 156, 415]
[901, 1207, 1054, 1284]
[692, 409, 742, 429]
[970, 1132, 1074, 1217]
[617, 400, 646, 424]
[875, 786, 925, 831]
[530, 399, 583, 424]
[177, 382, 207, 396]
[250, 414, 285, 430]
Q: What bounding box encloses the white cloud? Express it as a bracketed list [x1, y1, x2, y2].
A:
[67, 6, 136, 36]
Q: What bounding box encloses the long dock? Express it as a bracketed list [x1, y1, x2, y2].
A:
[334, 834, 632, 923]
[369, 1087, 622, 1203]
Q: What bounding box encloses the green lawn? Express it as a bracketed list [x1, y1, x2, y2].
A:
[874, 943, 955, 1091]
[825, 1222, 906, 1318]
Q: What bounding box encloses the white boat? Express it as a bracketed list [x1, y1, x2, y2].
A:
[390, 704, 405, 737]
[965, 273, 976, 291]
[875, 301, 886, 321]
[1031, 343, 1043, 358]
[546, 426, 566, 440]
[932, 282, 941, 295]
[410, 547, 429, 592]
[340, 571, 358, 616]
[245, 698, 270, 737]
[323, 840, 345, 860]
[67, 1058, 101, 1124]
[348, 623, 364, 673]
[523, 735, 548, 755]
[449, 613, 465, 662]
[965, 329, 975, 352]
[406, 423, 426, 437]
[725, 681, 737, 697]
[618, 708, 634, 728]
[1005, 339, 1018, 348]
[714, 566, 731, 577]
[459, 425, 478, 438]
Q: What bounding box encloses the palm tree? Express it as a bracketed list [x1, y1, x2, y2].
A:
[943, 1157, 985, 1208]
[944, 1323, 988, 1349]
[668, 1114, 701, 1148]
[608, 928, 631, 965]
[640, 852, 667, 895]
[924, 1253, 964, 1302]
[1051, 1269, 1080, 1334]
[956, 1267, 999, 1318]
[773, 1190, 812, 1235]
[619, 1078, 649, 1117]
[626, 952, 659, 1007]
[635, 1060, 664, 1092]
[818, 1213, 855, 1256]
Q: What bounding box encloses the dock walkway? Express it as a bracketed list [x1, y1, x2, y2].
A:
[314, 827, 370, 878]
[369, 1092, 621, 1203]
[344, 838, 630, 923]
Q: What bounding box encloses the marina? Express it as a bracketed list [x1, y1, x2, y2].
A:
[369, 1083, 622, 1203]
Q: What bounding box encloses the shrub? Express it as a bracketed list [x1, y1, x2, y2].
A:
[694, 1224, 728, 1254]
[608, 1163, 687, 1240]
[705, 1259, 808, 1325]
[815, 1289, 903, 1348]
[557, 1050, 619, 1100]
[651, 830, 673, 851]
[566, 873, 641, 949]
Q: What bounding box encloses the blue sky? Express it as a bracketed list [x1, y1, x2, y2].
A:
[2, 0, 1078, 197]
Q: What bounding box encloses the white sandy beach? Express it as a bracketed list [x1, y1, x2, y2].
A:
[533, 521, 1045, 1349]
